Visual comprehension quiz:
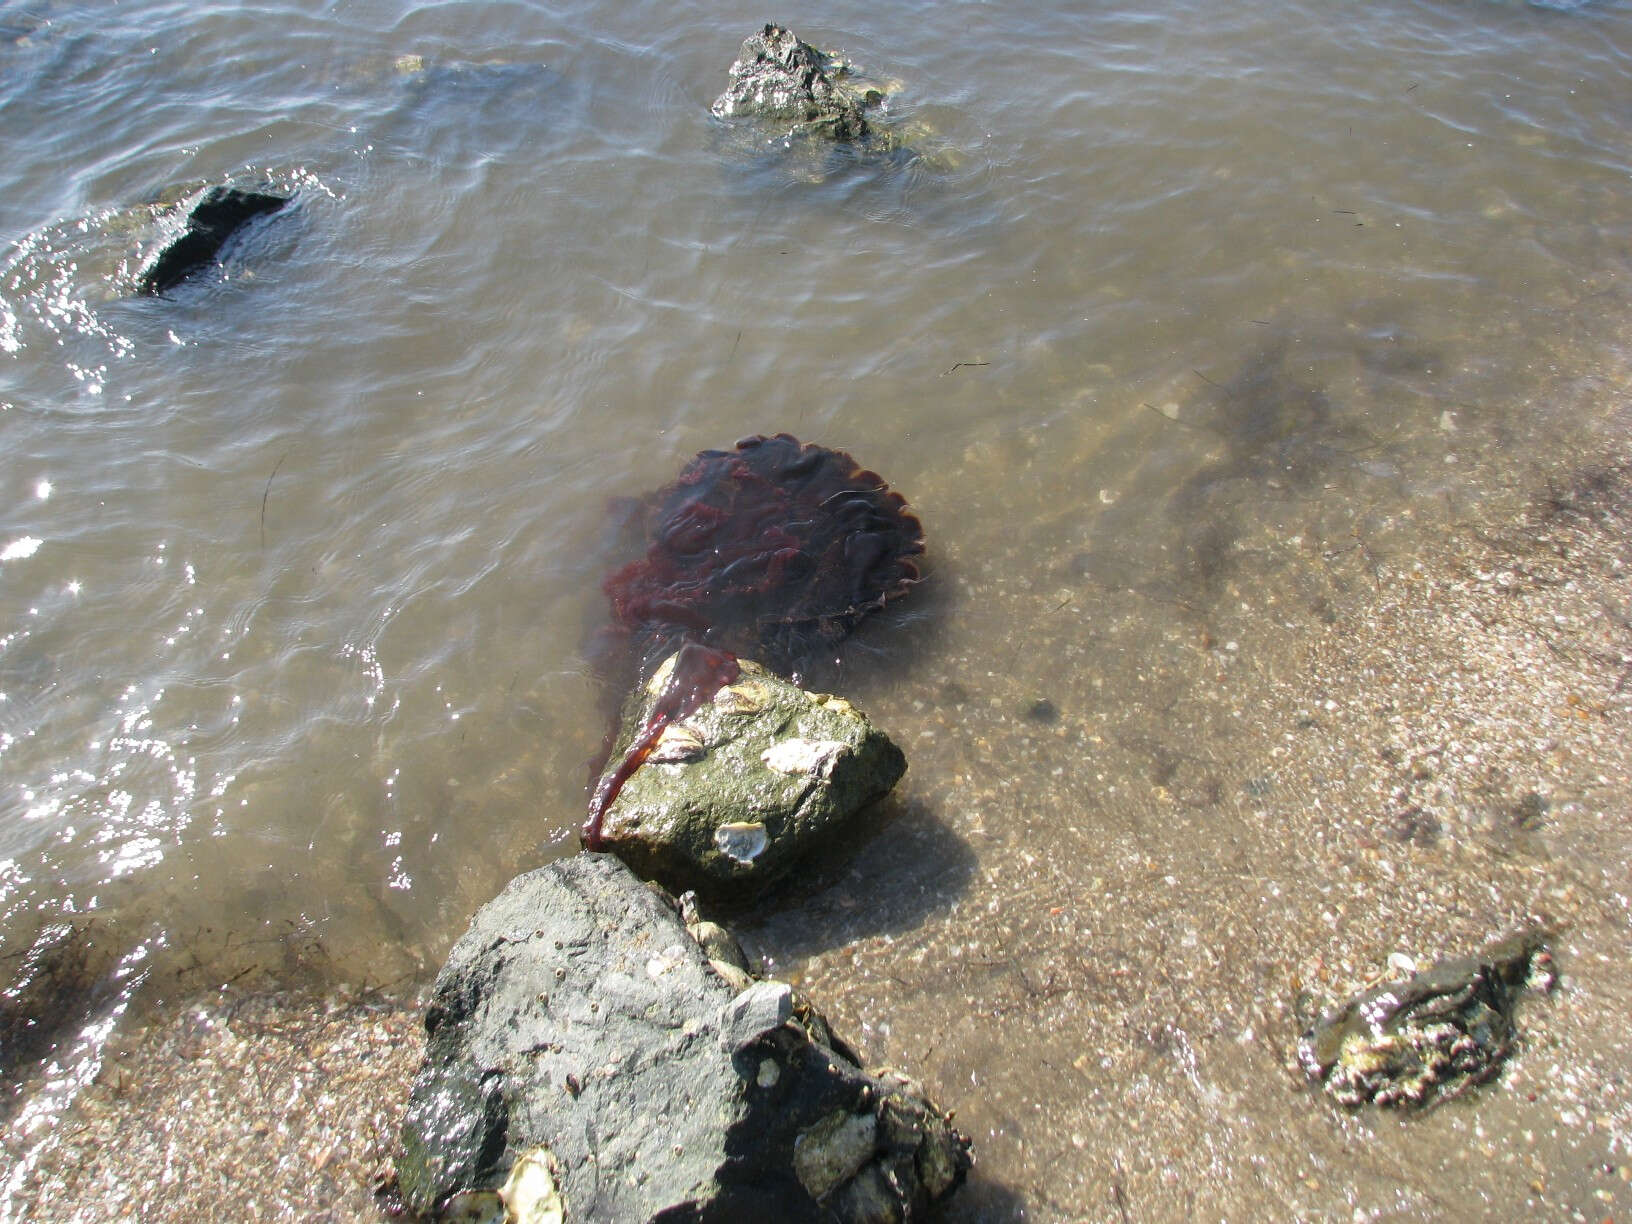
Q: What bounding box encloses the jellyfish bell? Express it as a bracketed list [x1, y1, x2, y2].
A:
[602, 433, 924, 678]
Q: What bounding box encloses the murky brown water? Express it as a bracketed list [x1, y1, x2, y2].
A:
[3, 0, 1631, 1218]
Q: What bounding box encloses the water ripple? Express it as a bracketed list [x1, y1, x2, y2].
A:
[0, 0, 1628, 1086]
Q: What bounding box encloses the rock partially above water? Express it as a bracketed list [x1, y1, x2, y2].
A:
[711, 24, 882, 143]
[134, 185, 289, 295]
[1297, 928, 1555, 1108]
[595, 653, 907, 897]
[395, 855, 970, 1221]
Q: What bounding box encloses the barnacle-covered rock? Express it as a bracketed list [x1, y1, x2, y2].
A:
[594, 654, 906, 897]
[710, 24, 883, 144]
[706, 28, 953, 182]
[1297, 928, 1555, 1108]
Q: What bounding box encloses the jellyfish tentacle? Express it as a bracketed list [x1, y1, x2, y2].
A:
[583, 640, 741, 850]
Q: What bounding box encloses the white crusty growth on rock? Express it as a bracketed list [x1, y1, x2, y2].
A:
[761, 737, 850, 778]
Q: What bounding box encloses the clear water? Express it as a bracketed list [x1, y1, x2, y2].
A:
[2, 0, 1630, 1216]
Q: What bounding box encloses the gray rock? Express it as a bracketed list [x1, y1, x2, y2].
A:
[710, 24, 881, 143]
[396, 855, 970, 1221]
[596, 655, 907, 898]
[718, 980, 794, 1054]
[1296, 928, 1555, 1108]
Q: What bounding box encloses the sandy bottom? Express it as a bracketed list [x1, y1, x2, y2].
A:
[749, 430, 1632, 1221]
[2, 992, 419, 1221]
[6, 440, 1632, 1222]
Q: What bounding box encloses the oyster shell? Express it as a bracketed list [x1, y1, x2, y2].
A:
[1297, 928, 1554, 1108]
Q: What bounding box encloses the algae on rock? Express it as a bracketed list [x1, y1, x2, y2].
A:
[595, 654, 906, 897]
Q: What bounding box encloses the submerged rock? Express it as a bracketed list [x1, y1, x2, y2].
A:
[134, 185, 289, 295]
[711, 24, 884, 144]
[395, 855, 970, 1221]
[1297, 928, 1555, 1108]
[594, 653, 907, 897]
[0, 920, 121, 1087]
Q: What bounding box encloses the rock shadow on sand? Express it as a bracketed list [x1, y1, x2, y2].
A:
[728, 794, 977, 963]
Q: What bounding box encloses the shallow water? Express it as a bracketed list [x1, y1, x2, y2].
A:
[2, 0, 1631, 1217]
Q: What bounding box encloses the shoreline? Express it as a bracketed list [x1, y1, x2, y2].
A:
[6, 431, 1632, 1221]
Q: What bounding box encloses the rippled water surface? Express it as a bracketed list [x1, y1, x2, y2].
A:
[3, 0, 1631, 1217]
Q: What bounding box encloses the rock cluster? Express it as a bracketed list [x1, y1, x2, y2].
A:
[1297, 929, 1555, 1108]
[395, 34, 949, 1217]
[710, 24, 882, 142]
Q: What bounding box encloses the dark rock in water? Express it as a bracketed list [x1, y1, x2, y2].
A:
[135, 185, 289, 295]
[592, 652, 907, 897]
[711, 24, 881, 143]
[1297, 928, 1555, 1108]
[396, 855, 970, 1221]
[1023, 698, 1060, 724]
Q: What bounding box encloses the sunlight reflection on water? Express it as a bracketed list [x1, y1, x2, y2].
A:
[1, 0, 1630, 1213]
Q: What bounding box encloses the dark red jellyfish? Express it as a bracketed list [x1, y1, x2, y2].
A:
[584, 433, 925, 848]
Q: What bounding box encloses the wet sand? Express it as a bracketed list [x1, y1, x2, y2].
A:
[2, 989, 418, 1220]
[752, 414, 1632, 1220]
[6, 427, 1632, 1221]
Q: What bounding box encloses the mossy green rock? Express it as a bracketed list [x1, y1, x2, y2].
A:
[598, 655, 905, 897]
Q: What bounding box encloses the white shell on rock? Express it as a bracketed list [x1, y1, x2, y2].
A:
[499, 1146, 566, 1224]
[793, 1109, 878, 1201]
[809, 693, 857, 717]
[645, 943, 689, 979]
[761, 737, 848, 777]
[714, 821, 768, 863]
[712, 680, 772, 715]
[648, 722, 706, 763]
[437, 1143, 567, 1224]
[436, 1189, 506, 1224]
[645, 653, 679, 694]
